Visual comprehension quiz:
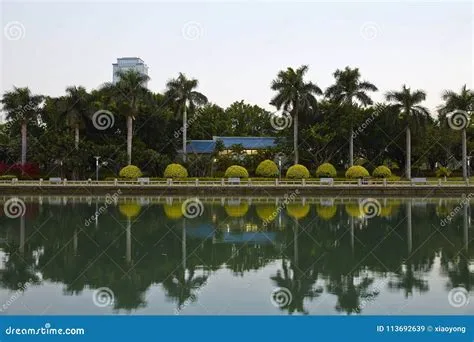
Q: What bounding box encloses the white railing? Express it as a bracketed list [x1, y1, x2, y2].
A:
[0, 178, 472, 187]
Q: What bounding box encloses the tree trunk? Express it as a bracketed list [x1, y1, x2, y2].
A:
[182, 218, 187, 270]
[349, 124, 354, 167]
[464, 202, 469, 251]
[126, 217, 132, 263]
[407, 200, 412, 254]
[293, 109, 299, 164]
[462, 128, 467, 180]
[127, 116, 133, 165]
[74, 125, 80, 150]
[183, 103, 187, 163]
[21, 122, 27, 165]
[406, 126, 411, 180]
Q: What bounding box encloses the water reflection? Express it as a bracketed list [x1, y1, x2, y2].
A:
[0, 196, 473, 315]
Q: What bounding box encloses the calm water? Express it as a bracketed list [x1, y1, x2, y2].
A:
[0, 195, 473, 315]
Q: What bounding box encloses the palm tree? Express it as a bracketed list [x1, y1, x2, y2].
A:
[63, 86, 90, 150]
[270, 65, 322, 164]
[0, 87, 43, 165]
[105, 69, 150, 165]
[165, 73, 208, 162]
[325, 67, 378, 166]
[385, 85, 430, 179]
[440, 85, 474, 179]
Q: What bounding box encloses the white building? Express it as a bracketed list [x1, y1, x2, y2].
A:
[112, 57, 149, 87]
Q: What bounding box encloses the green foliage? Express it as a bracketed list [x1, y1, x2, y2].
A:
[224, 165, 249, 178]
[164, 163, 188, 178]
[0, 175, 17, 180]
[315, 163, 337, 178]
[119, 165, 143, 179]
[372, 165, 392, 178]
[286, 164, 310, 179]
[255, 160, 279, 177]
[345, 165, 370, 179]
[435, 167, 452, 178]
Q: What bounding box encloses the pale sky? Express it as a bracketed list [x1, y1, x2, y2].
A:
[1, 0, 473, 120]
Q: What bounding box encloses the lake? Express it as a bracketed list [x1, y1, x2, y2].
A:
[0, 195, 473, 315]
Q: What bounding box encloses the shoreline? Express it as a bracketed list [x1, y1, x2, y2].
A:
[1, 184, 473, 197]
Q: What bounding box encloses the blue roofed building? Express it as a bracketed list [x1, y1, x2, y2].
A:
[186, 136, 276, 155]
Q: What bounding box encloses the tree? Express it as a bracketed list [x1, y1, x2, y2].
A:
[439, 85, 474, 179]
[105, 69, 150, 165]
[325, 67, 378, 166]
[165, 73, 208, 162]
[0, 87, 43, 166]
[385, 85, 430, 179]
[63, 86, 90, 150]
[270, 65, 322, 164]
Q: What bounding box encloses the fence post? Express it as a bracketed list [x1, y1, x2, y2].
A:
[221, 178, 225, 186]
[275, 178, 279, 186]
[302, 178, 306, 186]
[383, 178, 387, 187]
[39, 178, 43, 186]
[438, 179, 442, 187]
[466, 179, 470, 186]
[88, 178, 92, 185]
[114, 178, 118, 186]
[248, 178, 252, 186]
[63, 178, 67, 185]
[195, 178, 199, 186]
[358, 179, 361, 186]
[167, 178, 173, 186]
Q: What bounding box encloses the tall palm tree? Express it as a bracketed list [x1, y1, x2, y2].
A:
[440, 85, 474, 179]
[325, 67, 378, 166]
[63, 86, 90, 150]
[0, 87, 43, 165]
[271, 65, 322, 164]
[385, 85, 430, 180]
[105, 69, 150, 165]
[165, 73, 208, 162]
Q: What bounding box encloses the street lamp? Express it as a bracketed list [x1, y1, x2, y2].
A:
[211, 158, 217, 177]
[468, 157, 471, 178]
[94, 156, 100, 182]
[278, 156, 282, 180]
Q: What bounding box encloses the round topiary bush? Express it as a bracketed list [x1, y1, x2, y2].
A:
[286, 164, 310, 179]
[225, 165, 249, 178]
[255, 160, 279, 177]
[119, 165, 143, 179]
[345, 165, 369, 179]
[164, 163, 188, 178]
[372, 165, 392, 178]
[315, 163, 337, 178]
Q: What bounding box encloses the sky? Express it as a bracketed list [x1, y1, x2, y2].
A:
[1, 0, 473, 121]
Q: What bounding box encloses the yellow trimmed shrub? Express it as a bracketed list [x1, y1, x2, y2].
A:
[119, 203, 142, 218]
[286, 164, 310, 179]
[164, 163, 188, 178]
[119, 165, 143, 179]
[345, 203, 363, 218]
[163, 203, 183, 219]
[224, 203, 249, 217]
[286, 203, 310, 219]
[316, 205, 337, 220]
[256, 205, 277, 222]
[255, 160, 279, 177]
[345, 165, 369, 179]
[316, 163, 337, 178]
[225, 165, 249, 178]
[372, 166, 392, 178]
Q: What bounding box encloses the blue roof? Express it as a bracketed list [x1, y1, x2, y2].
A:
[220, 232, 276, 244]
[187, 136, 276, 154]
